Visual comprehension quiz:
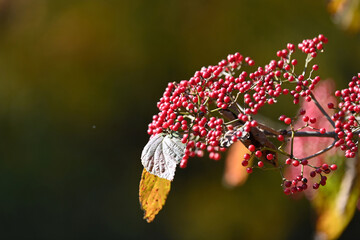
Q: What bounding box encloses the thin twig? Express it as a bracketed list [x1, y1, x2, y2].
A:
[297, 140, 336, 161]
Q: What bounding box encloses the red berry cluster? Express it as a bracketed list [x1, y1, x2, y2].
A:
[146, 35, 338, 193]
[283, 162, 338, 195]
[332, 73, 360, 158]
[147, 52, 248, 166]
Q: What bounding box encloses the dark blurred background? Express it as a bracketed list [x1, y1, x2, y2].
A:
[0, 0, 359, 239]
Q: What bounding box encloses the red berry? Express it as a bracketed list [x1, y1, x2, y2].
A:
[285, 158, 292, 165]
[279, 115, 286, 121]
[246, 167, 253, 173]
[255, 151, 262, 158]
[292, 160, 299, 167]
[180, 159, 188, 168]
[250, 120, 258, 127]
[213, 153, 221, 161]
[248, 145, 256, 152]
[284, 117, 292, 125]
[301, 160, 308, 165]
[287, 43, 295, 51]
[257, 161, 264, 168]
[330, 164, 337, 171]
[277, 135, 284, 141]
[266, 154, 274, 160]
[242, 160, 249, 166]
[284, 180, 292, 188]
[327, 103, 334, 109]
[309, 117, 317, 124]
[312, 65, 319, 71]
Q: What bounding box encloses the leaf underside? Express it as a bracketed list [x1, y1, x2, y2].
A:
[139, 168, 171, 223]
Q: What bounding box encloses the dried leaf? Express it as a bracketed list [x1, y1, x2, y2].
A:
[250, 126, 278, 166]
[219, 106, 278, 166]
[223, 141, 252, 187]
[139, 168, 171, 223]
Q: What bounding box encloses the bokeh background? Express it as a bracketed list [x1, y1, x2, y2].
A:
[0, 0, 359, 239]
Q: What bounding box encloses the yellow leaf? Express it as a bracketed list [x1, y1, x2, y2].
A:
[139, 168, 171, 223]
[223, 141, 252, 187]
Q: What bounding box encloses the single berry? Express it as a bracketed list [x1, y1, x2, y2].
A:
[248, 145, 256, 152]
[330, 164, 337, 171]
[277, 135, 284, 141]
[322, 163, 329, 170]
[303, 116, 309, 122]
[327, 103, 334, 109]
[284, 180, 292, 188]
[292, 160, 300, 167]
[255, 151, 262, 158]
[279, 115, 286, 121]
[180, 159, 188, 168]
[301, 160, 308, 165]
[284, 117, 292, 125]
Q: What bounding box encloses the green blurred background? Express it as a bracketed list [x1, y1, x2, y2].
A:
[0, 0, 359, 239]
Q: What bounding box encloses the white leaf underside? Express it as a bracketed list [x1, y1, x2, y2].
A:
[141, 134, 185, 181]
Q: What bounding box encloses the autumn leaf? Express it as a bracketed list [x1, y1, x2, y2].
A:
[139, 168, 171, 223]
[223, 141, 252, 187]
[285, 80, 337, 198]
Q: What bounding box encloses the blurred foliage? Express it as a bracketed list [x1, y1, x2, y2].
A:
[0, 0, 358, 239]
[312, 154, 360, 240]
[328, 0, 360, 33]
[223, 141, 251, 187]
